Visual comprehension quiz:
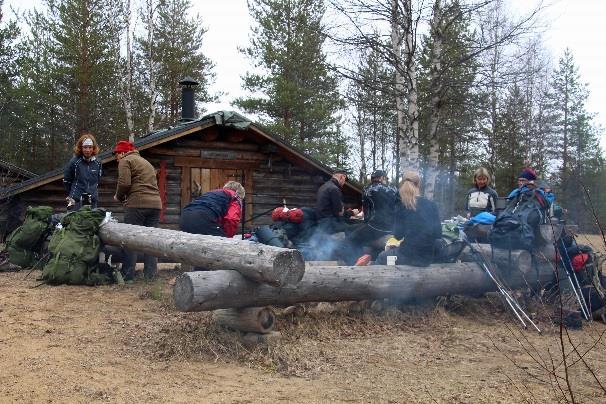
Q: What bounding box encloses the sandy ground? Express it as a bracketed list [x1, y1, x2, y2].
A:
[0, 233, 605, 403]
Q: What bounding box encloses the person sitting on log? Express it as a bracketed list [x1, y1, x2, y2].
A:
[343, 169, 400, 265]
[507, 167, 554, 207]
[465, 167, 498, 218]
[314, 168, 356, 235]
[374, 170, 442, 267]
[179, 181, 245, 238]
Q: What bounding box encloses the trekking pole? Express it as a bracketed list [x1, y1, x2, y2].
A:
[476, 253, 542, 333]
[462, 232, 541, 332]
[558, 239, 591, 320]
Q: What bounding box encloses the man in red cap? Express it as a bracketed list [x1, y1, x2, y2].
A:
[112, 140, 162, 282]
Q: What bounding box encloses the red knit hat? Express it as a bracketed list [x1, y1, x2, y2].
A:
[113, 140, 135, 154]
[518, 167, 537, 181]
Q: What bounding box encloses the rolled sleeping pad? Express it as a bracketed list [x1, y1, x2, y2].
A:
[254, 225, 287, 248]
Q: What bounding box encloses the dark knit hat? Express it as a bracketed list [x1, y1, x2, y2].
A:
[518, 167, 537, 181]
[113, 140, 135, 154]
[333, 168, 348, 175]
[371, 169, 387, 179]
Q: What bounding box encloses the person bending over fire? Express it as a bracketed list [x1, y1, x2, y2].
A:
[179, 181, 245, 238]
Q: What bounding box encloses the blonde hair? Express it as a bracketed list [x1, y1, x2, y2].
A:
[473, 167, 491, 185]
[223, 181, 245, 199]
[73, 132, 100, 156]
[399, 170, 421, 210]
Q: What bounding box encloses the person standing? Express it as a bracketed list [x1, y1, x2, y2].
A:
[63, 133, 102, 210]
[464, 167, 498, 218]
[375, 170, 442, 267]
[112, 140, 162, 282]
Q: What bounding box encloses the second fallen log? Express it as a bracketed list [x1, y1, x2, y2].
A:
[174, 262, 557, 312]
[98, 222, 304, 286]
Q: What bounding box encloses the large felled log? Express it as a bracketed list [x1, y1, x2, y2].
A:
[174, 262, 557, 312]
[458, 244, 532, 273]
[98, 222, 304, 286]
[213, 307, 276, 333]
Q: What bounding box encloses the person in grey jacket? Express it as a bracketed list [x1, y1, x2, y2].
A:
[63, 133, 102, 210]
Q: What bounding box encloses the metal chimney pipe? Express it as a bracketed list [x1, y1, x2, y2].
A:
[179, 77, 199, 121]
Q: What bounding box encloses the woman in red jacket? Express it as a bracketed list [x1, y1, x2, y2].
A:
[179, 181, 245, 238]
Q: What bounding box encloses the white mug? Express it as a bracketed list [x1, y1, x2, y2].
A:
[386, 255, 397, 265]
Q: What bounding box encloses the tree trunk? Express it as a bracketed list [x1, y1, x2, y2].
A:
[121, 0, 135, 134]
[145, 0, 158, 132]
[98, 222, 304, 286]
[424, 0, 443, 200]
[213, 307, 276, 334]
[174, 261, 555, 312]
[403, 0, 419, 171]
[391, 0, 408, 171]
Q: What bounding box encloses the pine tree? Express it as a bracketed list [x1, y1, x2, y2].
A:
[19, 0, 126, 152]
[0, 2, 23, 167]
[235, 0, 343, 166]
[147, 0, 215, 127]
[546, 51, 604, 228]
[347, 45, 396, 182]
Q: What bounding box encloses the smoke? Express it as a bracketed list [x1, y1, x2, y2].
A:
[297, 225, 346, 262]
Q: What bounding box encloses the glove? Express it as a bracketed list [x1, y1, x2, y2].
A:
[66, 197, 76, 207]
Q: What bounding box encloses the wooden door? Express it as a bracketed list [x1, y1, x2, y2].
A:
[181, 167, 253, 223]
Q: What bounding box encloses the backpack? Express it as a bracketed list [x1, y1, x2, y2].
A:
[434, 223, 466, 263]
[5, 206, 53, 268]
[42, 206, 111, 285]
[573, 248, 606, 313]
[490, 189, 548, 251]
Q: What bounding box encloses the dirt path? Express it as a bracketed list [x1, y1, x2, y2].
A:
[1, 266, 605, 403]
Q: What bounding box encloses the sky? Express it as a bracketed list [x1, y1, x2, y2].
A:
[3, 0, 606, 147]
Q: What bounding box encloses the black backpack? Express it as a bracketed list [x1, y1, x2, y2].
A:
[490, 189, 548, 251]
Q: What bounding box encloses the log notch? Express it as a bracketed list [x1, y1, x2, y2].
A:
[458, 244, 532, 273]
[213, 307, 276, 333]
[174, 262, 557, 312]
[98, 222, 304, 286]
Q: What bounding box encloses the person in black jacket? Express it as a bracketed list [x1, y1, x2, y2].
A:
[344, 170, 399, 264]
[314, 169, 351, 234]
[376, 170, 442, 267]
[63, 133, 102, 211]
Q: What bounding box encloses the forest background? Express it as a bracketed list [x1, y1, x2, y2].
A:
[0, 0, 604, 231]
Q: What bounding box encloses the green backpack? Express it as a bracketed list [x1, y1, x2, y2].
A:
[42, 206, 111, 285]
[5, 206, 53, 268]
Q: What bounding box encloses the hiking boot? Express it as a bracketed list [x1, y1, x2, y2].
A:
[354, 254, 372, 266]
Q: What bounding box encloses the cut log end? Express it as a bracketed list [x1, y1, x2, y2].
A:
[272, 250, 305, 286]
[173, 273, 194, 311]
[213, 307, 276, 333]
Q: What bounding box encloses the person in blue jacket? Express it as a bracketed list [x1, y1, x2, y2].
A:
[63, 133, 102, 210]
[507, 167, 555, 207]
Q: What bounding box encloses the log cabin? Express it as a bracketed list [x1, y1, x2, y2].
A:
[0, 159, 37, 241]
[0, 111, 363, 232]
